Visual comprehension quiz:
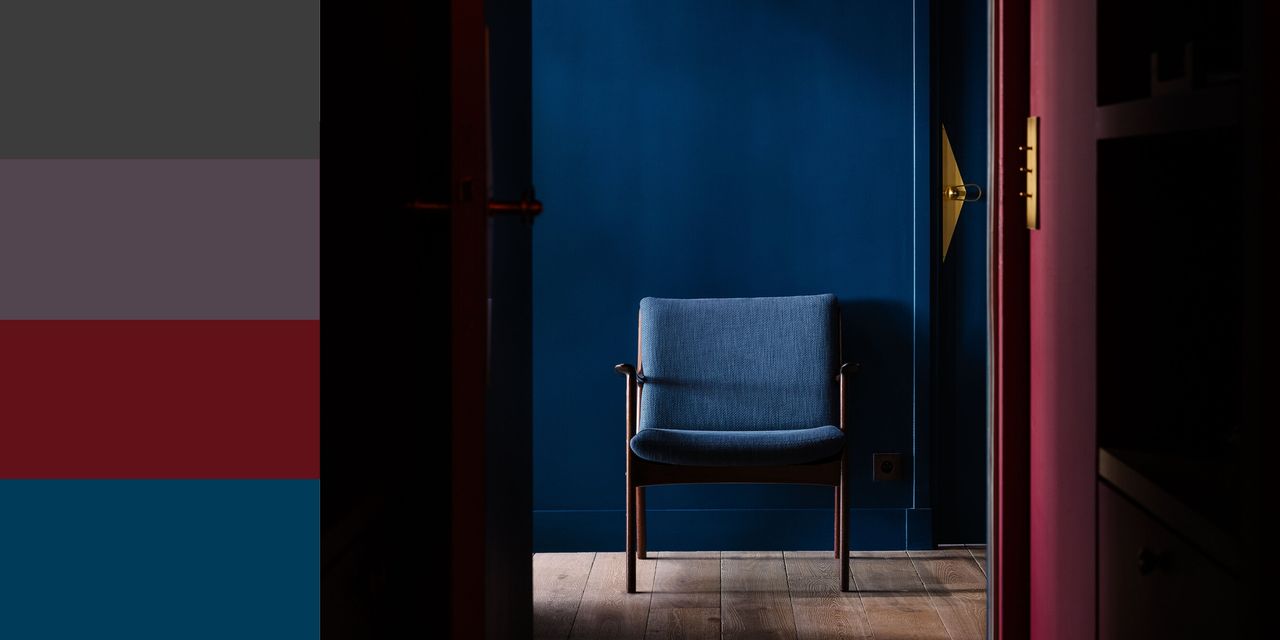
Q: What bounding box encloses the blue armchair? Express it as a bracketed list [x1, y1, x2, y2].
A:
[614, 294, 857, 592]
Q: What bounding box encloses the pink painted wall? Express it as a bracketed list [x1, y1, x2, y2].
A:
[1029, 0, 1097, 637]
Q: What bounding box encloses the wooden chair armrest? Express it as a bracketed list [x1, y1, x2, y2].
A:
[615, 363, 645, 386]
[615, 364, 641, 438]
[838, 362, 860, 433]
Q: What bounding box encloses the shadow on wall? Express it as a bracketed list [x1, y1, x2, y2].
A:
[840, 298, 914, 417]
[837, 299, 915, 506]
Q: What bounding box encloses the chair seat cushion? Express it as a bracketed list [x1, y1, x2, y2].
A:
[630, 425, 845, 467]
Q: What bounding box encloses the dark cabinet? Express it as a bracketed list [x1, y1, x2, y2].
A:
[1097, 482, 1241, 640]
[1092, 0, 1272, 636]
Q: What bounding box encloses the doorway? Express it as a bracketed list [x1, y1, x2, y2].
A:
[314, 0, 997, 638]
[530, 0, 992, 638]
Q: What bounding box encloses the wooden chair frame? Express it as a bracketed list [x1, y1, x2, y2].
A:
[614, 311, 858, 593]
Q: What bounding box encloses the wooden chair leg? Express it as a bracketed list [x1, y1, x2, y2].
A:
[626, 468, 637, 593]
[839, 451, 851, 592]
[833, 487, 840, 558]
[636, 486, 648, 559]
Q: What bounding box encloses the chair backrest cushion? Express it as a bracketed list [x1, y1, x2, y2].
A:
[638, 294, 838, 432]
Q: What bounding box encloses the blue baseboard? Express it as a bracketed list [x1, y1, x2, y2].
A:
[534, 507, 934, 552]
[906, 506, 934, 549]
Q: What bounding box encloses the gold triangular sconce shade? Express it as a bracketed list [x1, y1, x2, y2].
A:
[941, 125, 964, 261]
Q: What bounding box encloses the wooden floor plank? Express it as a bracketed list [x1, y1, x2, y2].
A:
[645, 552, 721, 640]
[533, 551, 986, 640]
[908, 551, 986, 593]
[534, 552, 596, 640]
[785, 551, 872, 639]
[909, 551, 987, 640]
[968, 547, 987, 576]
[850, 552, 952, 640]
[721, 551, 797, 639]
[569, 552, 657, 640]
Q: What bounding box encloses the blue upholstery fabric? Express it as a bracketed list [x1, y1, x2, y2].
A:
[638, 294, 839, 432]
[629, 425, 845, 466]
[631, 294, 842, 467]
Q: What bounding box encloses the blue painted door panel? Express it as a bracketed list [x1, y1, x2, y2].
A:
[935, 0, 990, 544]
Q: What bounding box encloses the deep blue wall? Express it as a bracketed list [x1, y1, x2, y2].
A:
[533, 0, 930, 551]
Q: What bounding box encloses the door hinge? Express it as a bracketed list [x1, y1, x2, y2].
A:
[1019, 116, 1040, 230]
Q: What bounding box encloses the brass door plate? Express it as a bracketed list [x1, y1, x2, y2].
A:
[1024, 116, 1040, 230]
[941, 125, 964, 260]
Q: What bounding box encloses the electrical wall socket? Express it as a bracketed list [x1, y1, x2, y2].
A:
[872, 453, 903, 481]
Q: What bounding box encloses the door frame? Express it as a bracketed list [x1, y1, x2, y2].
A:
[451, 0, 1013, 634]
[451, 0, 490, 636]
[989, 0, 1030, 637]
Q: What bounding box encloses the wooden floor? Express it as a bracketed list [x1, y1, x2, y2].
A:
[534, 549, 987, 640]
